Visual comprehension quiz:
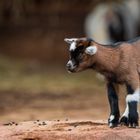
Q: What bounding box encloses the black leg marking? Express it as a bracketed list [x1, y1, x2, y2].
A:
[120, 84, 139, 128]
[107, 82, 120, 128]
[120, 116, 128, 126]
[128, 101, 139, 128]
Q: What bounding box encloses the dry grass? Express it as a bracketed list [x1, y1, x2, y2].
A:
[0, 56, 126, 122]
[0, 55, 104, 92]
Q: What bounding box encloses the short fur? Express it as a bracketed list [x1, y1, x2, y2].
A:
[65, 37, 140, 128]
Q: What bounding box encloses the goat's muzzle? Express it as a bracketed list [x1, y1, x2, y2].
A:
[66, 60, 77, 73]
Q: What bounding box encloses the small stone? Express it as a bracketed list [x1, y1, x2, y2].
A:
[3, 123, 10, 126]
[42, 122, 47, 125]
[65, 118, 68, 121]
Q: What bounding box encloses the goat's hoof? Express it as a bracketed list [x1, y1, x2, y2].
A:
[128, 113, 139, 128]
[108, 122, 118, 128]
[120, 116, 128, 126]
[108, 119, 119, 128]
[120, 115, 139, 128]
[108, 115, 119, 128]
[128, 122, 138, 128]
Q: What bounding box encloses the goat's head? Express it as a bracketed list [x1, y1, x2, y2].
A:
[64, 37, 97, 73]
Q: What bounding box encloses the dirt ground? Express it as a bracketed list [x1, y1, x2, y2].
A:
[1, 120, 140, 140]
[0, 63, 135, 139]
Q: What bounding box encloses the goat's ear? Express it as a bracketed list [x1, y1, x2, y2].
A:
[64, 38, 72, 44]
[85, 46, 97, 55]
[64, 38, 77, 44]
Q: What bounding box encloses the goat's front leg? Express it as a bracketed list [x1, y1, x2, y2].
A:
[107, 82, 120, 128]
[120, 83, 139, 128]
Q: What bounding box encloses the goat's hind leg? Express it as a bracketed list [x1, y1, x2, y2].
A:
[120, 83, 139, 128]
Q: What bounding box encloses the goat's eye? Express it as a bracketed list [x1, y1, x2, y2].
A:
[78, 45, 83, 47]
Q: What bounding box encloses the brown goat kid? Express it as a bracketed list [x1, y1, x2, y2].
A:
[64, 37, 140, 128]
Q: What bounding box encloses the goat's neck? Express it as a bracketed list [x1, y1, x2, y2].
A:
[92, 45, 120, 74]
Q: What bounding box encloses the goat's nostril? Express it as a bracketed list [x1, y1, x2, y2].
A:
[66, 63, 71, 69]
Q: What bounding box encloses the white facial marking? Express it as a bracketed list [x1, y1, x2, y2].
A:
[70, 41, 76, 51]
[85, 46, 97, 55]
[109, 115, 115, 122]
[67, 60, 75, 69]
[126, 88, 140, 102]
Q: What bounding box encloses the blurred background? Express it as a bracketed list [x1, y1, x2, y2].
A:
[0, 0, 139, 122]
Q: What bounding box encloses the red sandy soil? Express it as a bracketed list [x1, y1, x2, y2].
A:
[0, 120, 140, 140]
